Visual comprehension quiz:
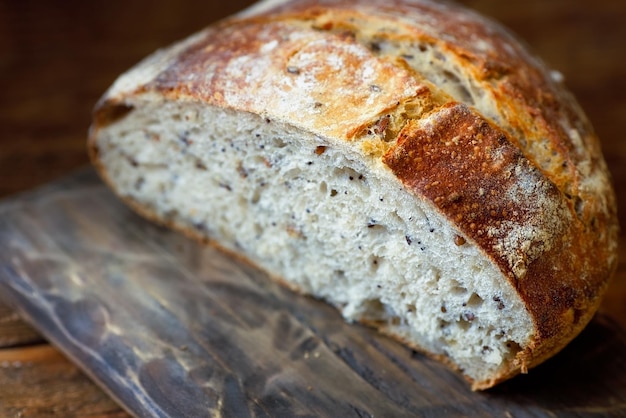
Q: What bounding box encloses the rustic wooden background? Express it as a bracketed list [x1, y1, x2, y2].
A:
[0, 0, 625, 416]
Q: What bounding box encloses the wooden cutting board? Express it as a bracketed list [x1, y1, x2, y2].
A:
[0, 168, 625, 417]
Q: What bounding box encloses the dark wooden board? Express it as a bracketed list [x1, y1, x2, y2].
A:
[0, 168, 625, 417]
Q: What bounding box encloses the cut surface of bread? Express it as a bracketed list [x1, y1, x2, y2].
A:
[89, 0, 619, 389]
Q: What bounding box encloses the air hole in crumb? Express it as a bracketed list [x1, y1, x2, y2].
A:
[450, 281, 467, 295]
[361, 298, 386, 321]
[442, 70, 459, 82]
[442, 70, 474, 105]
[236, 162, 248, 178]
[458, 313, 473, 330]
[334, 167, 363, 181]
[367, 223, 387, 235]
[466, 292, 484, 308]
[272, 137, 287, 148]
[457, 85, 474, 105]
[250, 155, 268, 168]
[251, 188, 261, 204]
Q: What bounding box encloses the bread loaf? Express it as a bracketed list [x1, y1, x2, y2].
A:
[88, 0, 619, 389]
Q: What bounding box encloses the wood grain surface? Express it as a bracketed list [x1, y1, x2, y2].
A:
[0, 0, 625, 416]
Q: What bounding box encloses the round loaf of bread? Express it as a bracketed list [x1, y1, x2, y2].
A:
[89, 0, 619, 389]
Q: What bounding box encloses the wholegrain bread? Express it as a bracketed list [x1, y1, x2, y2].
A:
[88, 0, 619, 389]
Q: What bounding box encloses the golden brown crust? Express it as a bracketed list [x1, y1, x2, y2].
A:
[90, 0, 619, 389]
[148, 19, 425, 140]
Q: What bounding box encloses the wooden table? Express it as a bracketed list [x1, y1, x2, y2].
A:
[1, 0, 625, 416]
